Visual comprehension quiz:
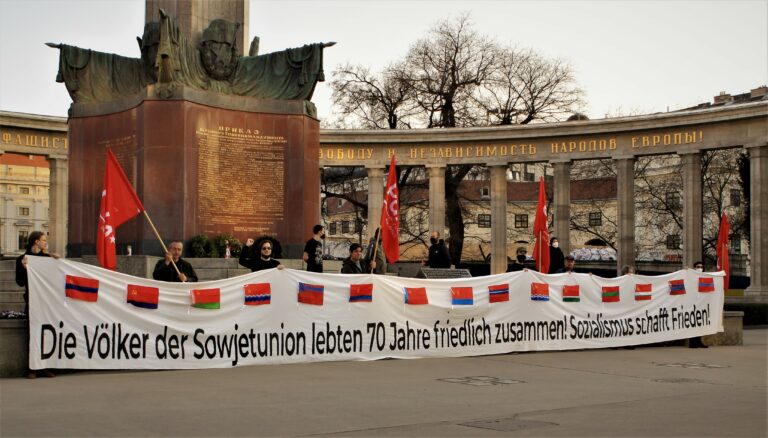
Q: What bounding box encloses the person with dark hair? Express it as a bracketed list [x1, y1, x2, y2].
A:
[364, 228, 386, 274]
[303, 224, 325, 273]
[422, 231, 451, 269]
[556, 255, 576, 273]
[548, 237, 565, 274]
[15, 231, 60, 378]
[693, 261, 704, 271]
[341, 243, 376, 273]
[152, 241, 198, 282]
[508, 247, 528, 272]
[240, 239, 284, 272]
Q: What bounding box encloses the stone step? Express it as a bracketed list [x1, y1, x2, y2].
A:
[0, 302, 24, 313]
[0, 260, 16, 270]
[186, 258, 242, 269]
[0, 291, 24, 303]
[195, 268, 250, 281]
[0, 280, 23, 291]
[0, 271, 18, 282]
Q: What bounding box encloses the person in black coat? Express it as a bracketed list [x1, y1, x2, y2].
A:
[239, 239, 284, 272]
[16, 230, 59, 378]
[548, 237, 565, 274]
[152, 241, 198, 282]
[423, 231, 451, 269]
[341, 243, 376, 273]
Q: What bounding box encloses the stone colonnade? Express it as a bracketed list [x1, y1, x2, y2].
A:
[362, 145, 767, 294]
[0, 151, 69, 256]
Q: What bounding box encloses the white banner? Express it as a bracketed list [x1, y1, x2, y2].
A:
[29, 257, 724, 369]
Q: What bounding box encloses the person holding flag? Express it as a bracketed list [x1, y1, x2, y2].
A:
[97, 149, 187, 280]
[533, 176, 550, 273]
[152, 240, 198, 282]
[364, 228, 386, 274]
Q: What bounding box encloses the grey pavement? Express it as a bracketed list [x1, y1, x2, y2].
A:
[1, 329, 766, 437]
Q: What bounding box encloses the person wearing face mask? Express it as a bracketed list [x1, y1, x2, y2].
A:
[508, 247, 528, 272]
[422, 231, 451, 269]
[548, 237, 565, 274]
[16, 231, 60, 378]
[303, 224, 325, 273]
[693, 261, 704, 272]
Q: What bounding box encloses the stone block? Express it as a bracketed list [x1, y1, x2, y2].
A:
[0, 319, 28, 377]
[700, 311, 744, 346]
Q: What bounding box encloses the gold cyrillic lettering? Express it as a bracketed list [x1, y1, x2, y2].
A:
[609, 139, 617, 150]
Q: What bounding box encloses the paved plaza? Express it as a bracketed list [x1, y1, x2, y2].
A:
[1, 328, 766, 437]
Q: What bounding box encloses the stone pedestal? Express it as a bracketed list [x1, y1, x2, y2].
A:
[67, 87, 320, 258]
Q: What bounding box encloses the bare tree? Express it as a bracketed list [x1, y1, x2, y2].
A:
[326, 13, 584, 265]
[329, 62, 416, 129]
[403, 14, 496, 129]
[476, 48, 583, 125]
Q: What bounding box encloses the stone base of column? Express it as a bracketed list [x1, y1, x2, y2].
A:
[741, 286, 768, 303]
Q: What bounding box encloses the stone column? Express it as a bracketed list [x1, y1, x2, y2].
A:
[366, 166, 384, 240]
[427, 165, 446, 236]
[680, 151, 703, 268]
[614, 157, 635, 274]
[551, 160, 572, 254]
[47, 154, 68, 256]
[745, 144, 768, 302]
[490, 165, 508, 275]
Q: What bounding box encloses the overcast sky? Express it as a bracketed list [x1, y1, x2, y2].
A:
[0, 0, 766, 122]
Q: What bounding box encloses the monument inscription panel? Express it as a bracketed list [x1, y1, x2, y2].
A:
[196, 126, 286, 234]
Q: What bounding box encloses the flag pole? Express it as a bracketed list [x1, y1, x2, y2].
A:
[370, 227, 381, 273]
[142, 210, 184, 281]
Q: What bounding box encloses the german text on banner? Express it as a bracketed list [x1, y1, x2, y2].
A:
[27, 257, 725, 370]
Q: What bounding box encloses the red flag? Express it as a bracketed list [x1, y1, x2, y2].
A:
[716, 212, 730, 291]
[381, 155, 400, 264]
[97, 149, 145, 270]
[533, 177, 550, 273]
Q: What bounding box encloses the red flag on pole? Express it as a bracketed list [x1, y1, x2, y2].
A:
[716, 212, 730, 291]
[533, 176, 550, 273]
[97, 149, 145, 270]
[380, 155, 400, 264]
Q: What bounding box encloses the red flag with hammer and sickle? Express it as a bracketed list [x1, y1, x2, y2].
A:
[97, 149, 144, 270]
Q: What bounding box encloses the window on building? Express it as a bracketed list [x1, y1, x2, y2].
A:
[354, 218, 363, 234]
[20, 186, 30, 194]
[18, 230, 28, 251]
[19, 207, 30, 216]
[337, 198, 343, 208]
[666, 191, 681, 210]
[730, 234, 741, 254]
[478, 214, 491, 228]
[666, 234, 681, 249]
[329, 222, 337, 235]
[589, 212, 602, 226]
[514, 214, 529, 228]
[730, 189, 741, 207]
[341, 221, 350, 234]
[524, 171, 535, 182]
[480, 187, 490, 199]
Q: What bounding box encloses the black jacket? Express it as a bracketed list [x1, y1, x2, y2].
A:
[549, 247, 565, 274]
[427, 240, 451, 268]
[153, 258, 198, 282]
[16, 250, 51, 304]
[341, 257, 371, 274]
